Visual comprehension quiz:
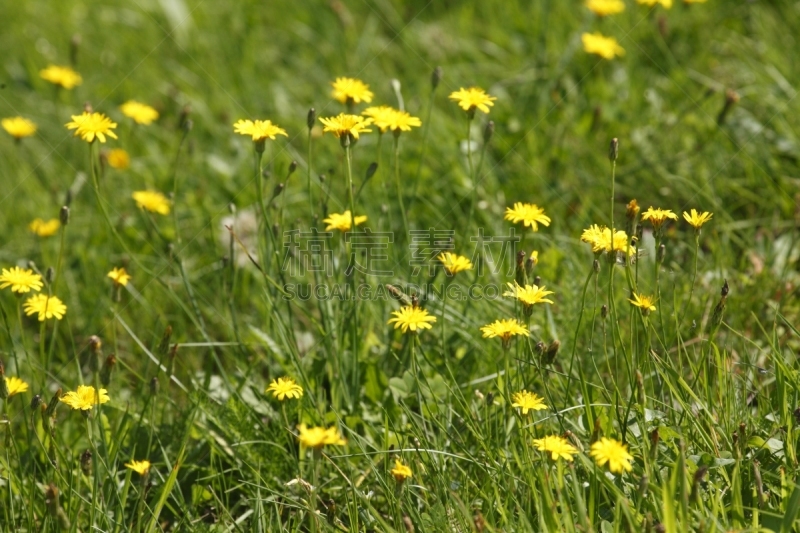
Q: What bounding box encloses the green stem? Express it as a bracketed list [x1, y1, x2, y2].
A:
[344, 142, 359, 406]
[393, 134, 409, 245]
[410, 85, 437, 208]
[679, 233, 700, 327]
[307, 129, 314, 219]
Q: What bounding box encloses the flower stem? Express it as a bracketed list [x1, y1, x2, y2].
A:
[393, 134, 409, 246]
[344, 142, 360, 406]
[307, 128, 314, 219]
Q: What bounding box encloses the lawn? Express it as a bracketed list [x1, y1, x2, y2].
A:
[1, 0, 800, 531]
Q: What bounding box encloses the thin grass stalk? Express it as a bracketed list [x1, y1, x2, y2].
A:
[393, 134, 409, 245]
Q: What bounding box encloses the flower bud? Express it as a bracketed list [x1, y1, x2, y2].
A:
[100, 354, 116, 387]
[0, 363, 8, 399]
[150, 376, 159, 396]
[593, 259, 600, 274]
[601, 304, 608, 320]
[70, 34, 81, 66]
[80, 449, 92, 475]
[626, 199, 639, 220]
[287, 160, 298, 177]
[307, 108, 316, 130]
[31, 394, 43, 410]
[365, 162, 378, 181]
[46, 267, 55, 284]
[483, 120, 495, 144]
[533, 275, 541, 287]
[608, 138, 619, 162]
[431, 67, 443, 90]
[44, 388, 62, 419]
[543, 340, 560, 365]
[60, 206, 70, 226]
[721, 279, 729, 298]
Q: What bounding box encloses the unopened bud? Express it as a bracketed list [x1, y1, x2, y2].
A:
[593, 259, 600, 274]
[99, 354, 116, 387]
[608, 138, 619, 162]
[89, 335, 102, 354]
[44, 388, 62, 419]
[543, 340, 560, 365]
[150, 376, 159, 396]
[721, 279, 729, 297]
[80, 449, 92, 475]
[83, 102, 93, 113]
[717, 89, 740, 126]
[287, 161, 298, 177]
[431, 67, 443, 90]
[272, 182, 285, 199]
[60, 206, 70, 225]
[601, 304, 608, 320]
[483, 121, 495, 144]
[182, 119, 194, 133]
[307, 108, 316, 130]
[31, 394, 43, 410]
[626, 199, 639, 220]
[70, 34, 81, 66]
[636, 370, 645, 406]
[46, 267, 55, 284]
[0, 363, 8, 399]
[533, 275, 541, 286]
[365, 162, 378, 180]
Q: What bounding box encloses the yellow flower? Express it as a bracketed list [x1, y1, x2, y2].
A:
[503, 282, 554, 307]
[297, 424, 347, 450]
[532, 435, 579, 461]
[39, 65, 82, 89]
[590, 437, 634, 474]
[233, 119, 288, 142]
[125, 459, 151, 475]
[23, 294, 67, 321]
[386, 110, 421, 133]
[266, 377, 304, 401]
[683, 0, 706, 3]
[629, 293, 657, 314]
[362, 106, 397, 133]
[60, 385, 110, 410]
[449, 87, 497, 114]
[0, 267, 43, 294]
[580, 225, 635, 256]
[511, 390, 548, 414]
[504, 203, 551, 231]
[641, 207, 678, 230]
[582, 32, 626, 59]
[586, 0, 625, 15]
[323, 211, 367, 232]
[107, 267, 131, 287]
[390, 459, 413, 482]
[319, 113, 373, 140]
[2, 117, 37, 139]
[683, 209, 713, 229]
[119, 101, 159, 125]
[480, 319, 529, 342]
[637, 0, 673, 7]
[4, 376, 29, 398]
[106, 148, 130, 170]
[65, 112, 118, 143]
[29, 218, 61, 237]
[438, 252, 473, 275]
[331, 77, 374, 105]
[132, 191, 171, 215]
[388, 306, 437, 334]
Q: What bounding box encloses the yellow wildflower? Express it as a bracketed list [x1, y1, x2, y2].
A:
[39, 65, 82, 89]
[107, 267, 131, 287]
[511, 390, 548, 414]
[2, 117, 37, 139]
[641, 207, 678, 230]
[132, 191, 171, 215]
[504, 203, 551, 231]
[4, 376, 29, 398]
[23, 294, 67, 321]
[503, 282, 554, 307]
[438, 252, 473, 275]
[0, 267, 43, 293]
[580, 225, 635, 256]
[388, 306, 437, 334]
[449, 87, 497, 114]
[586, 0, 626, 15]
[297, 424, 347, 450]
[480, 319, 529, 344]
[582, 32, 626, 59]
[319, 113, 373, 140]
[390, 459, 413, 482]
[637, 0, 673, 7]
[106, 148, 130, 170]
[362, 106, 397, 133]
[629, 293, 657, 315]
[29, 218, 60, 237]
[266, 377, 304, 401]
[233, 119, 288, 142]
[60, 385, 110, 410]
[125, 459, 151, 475]
[331, 77, 374, 105]
[590, 437, 634, 474]
[683, 209, 713, 230]
[65, 112, 118, 143]
[119, 101, 159, 125]
[322, 211, 367, 232]
[533, 435, 579, 461]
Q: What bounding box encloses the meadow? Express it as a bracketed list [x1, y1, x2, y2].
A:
[1, 0, 800, 531]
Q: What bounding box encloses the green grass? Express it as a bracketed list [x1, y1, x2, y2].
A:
[2, 0, 800, 531]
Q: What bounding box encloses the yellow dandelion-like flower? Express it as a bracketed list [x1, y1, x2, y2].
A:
[319, 113, 373, 140]
[390, 459, 413, 482]
[4, 376, 29, 398]
[362, 106, 397, 133]
[0, 267, 43, 293]
[533, 435, 579, 461]
[106, 148, 130, 170]
[233, 119, 288, 142]
[107, 267, 131, 287]
[388, 306, 437, 334]
[297, 424, 347, 450]
[2, 117, 37, 139]
[641, 207, 678, 230]
[683, 0, 707, 3]
[65, 112, 118, 143]
[480, 319, 529, 342]
[449, 87, 497, 114]
[582, 32, 626, 59]
[323, 211, 367, 232]
[511, 390, 548, 415]
[590, 437, 634, 474]
[29, 218, 60, 237]
[386, 110, 421, 133]
[125, 459, 152, 475]
[438, 252, 473, 275]
[504, 203, 551, 231]
[23, 294, 67, 321]
[629, 293, 657, 314]
[503, 282, 554, 307]
[132, 190, 171, 215]
[39, 65, 82, 89]
[266, 377, 304, 401]
[637, 0, 673, 7]
[331, 77, 374, 105]
[683, 209, 713, 230]
[586, 0, 626, 15]
[580, 225, 635, 256]
[119, 101, 159, 125]
[60, 385, 110, 410]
